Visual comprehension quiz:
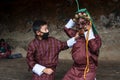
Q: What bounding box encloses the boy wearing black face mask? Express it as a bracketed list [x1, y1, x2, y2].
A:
[26, 20, 79, 80]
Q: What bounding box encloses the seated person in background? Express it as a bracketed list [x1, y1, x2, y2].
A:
[0, 39, 11, 58]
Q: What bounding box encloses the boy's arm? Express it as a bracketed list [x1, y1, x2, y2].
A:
[26, 42, 47, 76]
[88, 34, 102, 53]
[64, 19, 77, 38]
[84, 28, 102, 53]
[26, 42, 37, 70]
[32, 64, 46, 76]
[57, 36, 78, 51]
[32, 64, 53, 76]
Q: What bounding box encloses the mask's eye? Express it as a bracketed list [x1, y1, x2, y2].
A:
[81, 22, 85, 25]
[76, 23, 80, 26]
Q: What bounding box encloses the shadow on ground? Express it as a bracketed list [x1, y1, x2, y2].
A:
[0, 58, 120, 80]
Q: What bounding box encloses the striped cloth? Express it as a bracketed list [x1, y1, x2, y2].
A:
[26, 37, 68, 80]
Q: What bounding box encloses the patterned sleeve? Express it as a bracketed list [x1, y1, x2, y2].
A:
[26, 41, 36, 70]
[54, 38, 69, 51]
[88, 34, 102, 53]
[64, 27, 77, 38]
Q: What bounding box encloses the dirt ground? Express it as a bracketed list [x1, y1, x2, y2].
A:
[0, 58, 120, 80]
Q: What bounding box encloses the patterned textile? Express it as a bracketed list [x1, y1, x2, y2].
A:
[26, 37, 68, 80]
[62, 27, 102, 80]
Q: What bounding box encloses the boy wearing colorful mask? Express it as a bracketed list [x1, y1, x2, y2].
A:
[62, 12, 102, 80]
[26, 20, 79, 80]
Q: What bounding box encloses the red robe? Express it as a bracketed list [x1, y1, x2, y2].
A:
[0, 42, 11, 58]
[62, 27, 102, 80]
[26, 37, 68, 80]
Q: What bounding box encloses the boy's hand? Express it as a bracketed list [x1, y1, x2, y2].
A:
[43, 68, 54, 75]
[74, 32, 80, 40]
[75, 29, 85, 40]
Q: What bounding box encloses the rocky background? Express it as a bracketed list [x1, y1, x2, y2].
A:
[0, 0, 120, 61]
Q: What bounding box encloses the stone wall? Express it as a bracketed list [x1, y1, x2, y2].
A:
[0, 26, 120, 61]
[0, 0, 120, 61]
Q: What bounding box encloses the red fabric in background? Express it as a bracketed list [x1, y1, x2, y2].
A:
[0, 42, 11, 58]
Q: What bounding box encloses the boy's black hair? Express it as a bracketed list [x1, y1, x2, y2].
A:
[32, 20, 47, 34]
